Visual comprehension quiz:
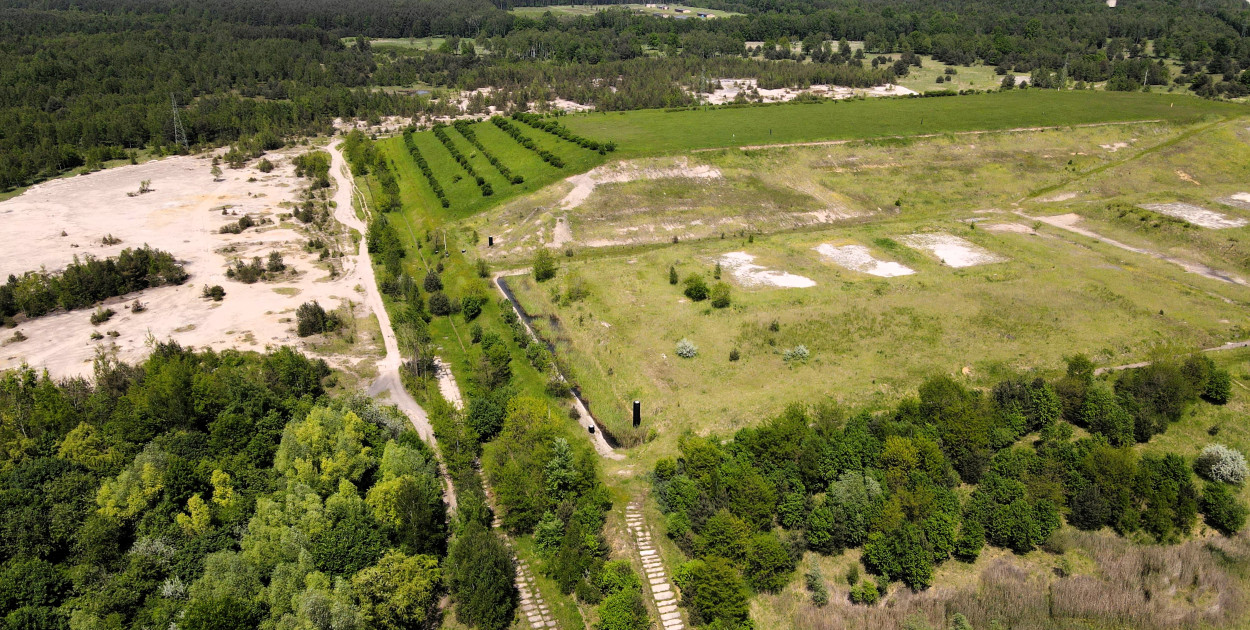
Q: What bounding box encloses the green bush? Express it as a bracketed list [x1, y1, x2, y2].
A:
[1202, 482, 1247, 536]
[533, 248, 557, 282]
[296, 300, 339, 337]
[89, 307, 114, 325]
[428, 292, 452, 316]
[683, 275, 709, 301]
[710, 282, 731, 308]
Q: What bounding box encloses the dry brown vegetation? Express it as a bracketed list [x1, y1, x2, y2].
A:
[782, 530, 1249, 630]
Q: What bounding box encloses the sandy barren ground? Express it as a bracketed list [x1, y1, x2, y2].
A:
[696, 78, 916, 105]
[1140, 202, 1248, 229]
[901, 233, 1006, 267]
[558, 157, 723, 211]
[814, 243, 915, 277]
[0, 147, 380, 378]
[716, 251, 816, 288]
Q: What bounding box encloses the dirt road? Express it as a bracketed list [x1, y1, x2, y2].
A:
[327, 141, 457, 509]
[1020, 211, 1249, 287]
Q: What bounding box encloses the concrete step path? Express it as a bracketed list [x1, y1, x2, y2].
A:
[626, 502, 686, 630]
[485, 488, 558, 629]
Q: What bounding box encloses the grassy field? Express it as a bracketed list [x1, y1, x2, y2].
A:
[466, 120, 1183, 263]
[510, 3, 738, 18]
[375, 118, 607, 222]
[369, 90, 1250, 629]
[507, 207, 1250, 452]
[562, 90, 1243, 157]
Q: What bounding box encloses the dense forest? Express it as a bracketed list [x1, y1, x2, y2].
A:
[0, 345, 459, 629]
[650, 354, 1247, 626]
[3, 0, 1250, 190]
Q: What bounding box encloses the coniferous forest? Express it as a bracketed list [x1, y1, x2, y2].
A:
[4, 0, 1250, 190]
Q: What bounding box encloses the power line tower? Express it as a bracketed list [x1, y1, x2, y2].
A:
[170, 93, 188, 149]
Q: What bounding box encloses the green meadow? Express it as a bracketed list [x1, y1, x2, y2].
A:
[561, 90, 1243, 157]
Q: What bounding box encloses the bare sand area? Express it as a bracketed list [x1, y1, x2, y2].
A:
[696, 78, 916, 105]
[901, 234, 1006, 267]
[1140, 202, 1248, 229]
[717, 251, 816, 288]
[814, 243, 914, 277]
[0, 147, 380, 378]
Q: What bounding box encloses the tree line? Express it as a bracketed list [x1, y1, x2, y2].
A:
[0, 246, 187, 323]
[650, 354, 1246, 627]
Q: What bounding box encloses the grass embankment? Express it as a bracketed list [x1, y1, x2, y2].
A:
[562, 90, 1244, 157]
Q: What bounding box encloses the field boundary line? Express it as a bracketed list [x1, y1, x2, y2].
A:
[692, 119, 1165, 153]
[1025, 118, 1229, 200]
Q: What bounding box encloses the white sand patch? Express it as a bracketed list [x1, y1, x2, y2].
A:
[695, 78, 915, 105]
[1140, 203, 1247, 229]
[814, 244, 914, 277]
[981, 223, 1036, 234]
[0, 148, 371, 379]
[1038, 191, 1078, 203]
[717, 252, 815, 288]
[1218, 193, 1250, 211]
[1099, 142, 1130, 152]
[900, 234, 1006, 267]
[549, 216, 573, 248]
[559, 157, 721, 210]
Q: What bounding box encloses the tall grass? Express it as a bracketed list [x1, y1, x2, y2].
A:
[790, 530, 1249, 630]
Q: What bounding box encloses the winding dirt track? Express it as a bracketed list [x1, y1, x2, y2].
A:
[326, 141, 457, 509]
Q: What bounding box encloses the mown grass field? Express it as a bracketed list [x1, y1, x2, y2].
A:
[562, 90, 1244, 157]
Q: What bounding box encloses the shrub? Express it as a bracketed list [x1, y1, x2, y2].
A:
[783, 345, 810, 362]
[668, 266, 678, 285]
[266, 251, 285, 272]
[461, 294, 486, 321]
[545, 377, 572, 398]
[1205, 368, 1232, 404]
[256, 158, 274, 173]
[533, 248, 557, 282]
[849, 579, 879, 605]
[89, 307, 114, 325]
[476, 259, 490, 278]
[1201, 482, 1247, 535]
[1196, 444, 1248, 483]
[805, 571, 829, 607]
[676, 339, 697, 358]
[203, 285, 225, 301]
[729, 348, 740, 362]
[423, 271, 443, 292]
[428, 291, 452, 316]
[491, 116, 565, 168]
[296, 301, 338, 337]
[131, 299, 146, 313]
[683, 275, 709, 301]
[710, 282, 731, 308]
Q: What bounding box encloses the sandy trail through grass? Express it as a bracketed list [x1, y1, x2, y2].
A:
[1022, 211, 1249, 286]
